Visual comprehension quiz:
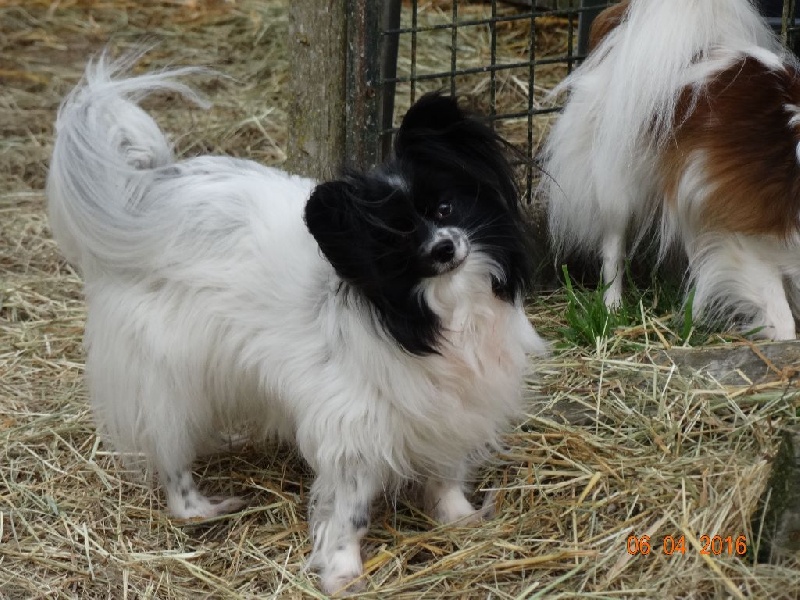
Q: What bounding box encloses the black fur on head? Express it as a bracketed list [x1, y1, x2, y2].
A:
[304, 92, 532, 355]
[394, 93, 531, 302]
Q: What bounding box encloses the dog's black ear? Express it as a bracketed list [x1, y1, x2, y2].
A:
[394, 93, 509, 171]
[393, 92, 533, 301]
[394, 93, 469, 158]
[304, 180, 365, 284]
[304, 177, 442, 356]
[397, 93, 465, 136]
[394, 93, 519, 211]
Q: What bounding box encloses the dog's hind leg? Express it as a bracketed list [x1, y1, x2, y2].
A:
[594, 168, 634, 310]
[689, 235, 796, 340]
[84, 288, 247, 519]
[760, 275, 797, 341]
[786, 274, 800, 326]
[761, 297, 796, 340]
[139, 385, 246, 520]
[142, 382, 245, 520]
[424, 462, 488, 525]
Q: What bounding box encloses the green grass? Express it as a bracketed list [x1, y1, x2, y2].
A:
[560, 264, 629, 347]
[558, 263, 714, 349]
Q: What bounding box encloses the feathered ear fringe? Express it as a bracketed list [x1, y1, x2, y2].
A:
[304, 177, 443, 356]
[304, 179, 367, 286]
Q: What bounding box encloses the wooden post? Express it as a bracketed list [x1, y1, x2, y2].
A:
[286, 1, 348, 180]
[345, 0, 384, 171]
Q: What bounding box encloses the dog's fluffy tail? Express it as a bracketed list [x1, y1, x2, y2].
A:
[575, 0, 779, 156]
[47, 51, 208, 273]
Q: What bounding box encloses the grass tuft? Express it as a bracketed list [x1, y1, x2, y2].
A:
[560, 263, 630, 347]
[559, 263, 721, 349]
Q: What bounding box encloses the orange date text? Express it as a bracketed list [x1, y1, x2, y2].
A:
[626, 535, 747, 556]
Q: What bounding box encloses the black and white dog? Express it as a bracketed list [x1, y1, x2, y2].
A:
[47, 53, 545, 593]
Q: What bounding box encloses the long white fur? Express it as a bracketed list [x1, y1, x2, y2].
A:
[540, 0, 799, 338]
[671, 149, 797, 340]
[544, 0, 778, 258]
[47, 54, 546, 593]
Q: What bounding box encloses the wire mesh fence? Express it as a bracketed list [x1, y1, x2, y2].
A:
[372, 0, 616, 203]
[345, 0, 800, 204]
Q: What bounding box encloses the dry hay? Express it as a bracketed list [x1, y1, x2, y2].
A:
[2, 1, 799, 598]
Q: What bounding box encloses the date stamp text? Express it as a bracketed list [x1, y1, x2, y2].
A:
[626, 535, 747, 556]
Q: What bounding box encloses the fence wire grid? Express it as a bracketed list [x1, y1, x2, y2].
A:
[354, 0, 799, 204]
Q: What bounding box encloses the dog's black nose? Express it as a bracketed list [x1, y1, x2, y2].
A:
[430, 239, 455, 263]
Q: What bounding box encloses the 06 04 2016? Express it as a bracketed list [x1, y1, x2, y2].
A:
[626, 535, 747, 556]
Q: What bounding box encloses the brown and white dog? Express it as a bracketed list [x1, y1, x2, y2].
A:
[541, 0, 800, 339]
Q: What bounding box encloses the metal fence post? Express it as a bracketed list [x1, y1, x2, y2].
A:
[381, 0, 403, 160]
[782, 0, 798, 51]
[577, 0, 608, 56]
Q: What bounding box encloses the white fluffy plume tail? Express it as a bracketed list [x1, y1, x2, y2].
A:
[577, 0, 779, 158]
[47, 51, 208, 273]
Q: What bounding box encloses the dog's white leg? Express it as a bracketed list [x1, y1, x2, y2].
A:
[786, 274, 800, 325]
[161, 467, 246, 520]
[424, 477, 478, 524]
[84, 306, 246, 520]
[690, 236, 796, 340]
[601, 230, 626, 309]
[424, 463, 489, 525]
[308, 470, 379, 595]
[756, 273, 796, 341]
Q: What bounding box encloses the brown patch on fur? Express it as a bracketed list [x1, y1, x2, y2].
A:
[661, 55, 800, 238]
[587, 1, 629, 54]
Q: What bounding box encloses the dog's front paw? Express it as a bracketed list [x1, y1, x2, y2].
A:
[425, 478, 494, 526]
[318, 543, 365, 596]
[170, 494, 247, 521]
[432, 502, 479, 525]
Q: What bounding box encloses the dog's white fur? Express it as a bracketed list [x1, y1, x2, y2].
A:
[47, 55, 546, 593]
[541, 0, 800, 339]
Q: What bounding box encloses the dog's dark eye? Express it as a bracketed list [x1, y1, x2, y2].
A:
[434, 201, 452, 220]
